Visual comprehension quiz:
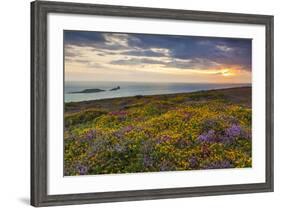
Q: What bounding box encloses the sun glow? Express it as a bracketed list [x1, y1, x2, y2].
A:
[221, 69, 235, 77]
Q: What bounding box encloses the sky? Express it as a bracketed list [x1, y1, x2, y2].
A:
[64, 31, 252, 83]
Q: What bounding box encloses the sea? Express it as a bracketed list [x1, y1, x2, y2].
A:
[64, 81, 251, 103]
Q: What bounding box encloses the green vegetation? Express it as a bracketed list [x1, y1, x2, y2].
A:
[64, 87, 252, 176]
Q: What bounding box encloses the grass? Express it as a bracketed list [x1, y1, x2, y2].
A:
[64, 87, 252, 176]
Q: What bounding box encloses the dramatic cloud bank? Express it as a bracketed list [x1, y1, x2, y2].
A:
[64, 31, 252, 83]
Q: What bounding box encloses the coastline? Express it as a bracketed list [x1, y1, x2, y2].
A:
[65, 86, 252, 113]
[65, 82, 251, 103]
[64, 86, 252, 175]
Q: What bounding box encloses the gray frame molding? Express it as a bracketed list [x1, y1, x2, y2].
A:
[31, 0, 274, 207]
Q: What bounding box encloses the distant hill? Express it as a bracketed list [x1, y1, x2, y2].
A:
[70, 88, 105, 93]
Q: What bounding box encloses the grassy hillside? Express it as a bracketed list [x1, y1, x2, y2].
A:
[64, 87, 252, 175]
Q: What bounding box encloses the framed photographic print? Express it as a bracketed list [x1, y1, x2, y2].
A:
[31, 0, 274, 207]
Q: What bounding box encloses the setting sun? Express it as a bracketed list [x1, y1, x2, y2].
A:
[221, 69, 235, 77]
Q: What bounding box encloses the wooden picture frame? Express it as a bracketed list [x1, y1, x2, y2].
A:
[31, 0, 274, 206]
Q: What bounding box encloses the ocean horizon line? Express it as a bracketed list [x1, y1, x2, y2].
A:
[65, 86, 251, 103]
[65, 84, 251, 103]
[65, 80, 251, 85]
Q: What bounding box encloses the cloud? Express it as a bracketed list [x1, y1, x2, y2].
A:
[110, 56, 221, 71]
[166, 58, 220, 70]
[111, 58, 167, 66]
[65, 45, 82, 58]
[215, 44, 234, 52]
[64, 31, 105, 46]
[103, 33, 130, 47]
[64, 31, 252, 75]
[126, 34, 252, 71]
[121, 48, 169, 58]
